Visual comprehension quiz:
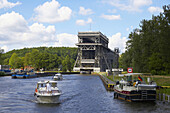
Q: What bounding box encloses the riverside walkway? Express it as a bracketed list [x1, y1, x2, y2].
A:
[98, 73, 115, 91]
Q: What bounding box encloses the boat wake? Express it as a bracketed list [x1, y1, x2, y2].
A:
[60, 92, 81, 103]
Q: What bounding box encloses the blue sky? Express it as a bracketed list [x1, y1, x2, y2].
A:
[0, 0, 169, 53]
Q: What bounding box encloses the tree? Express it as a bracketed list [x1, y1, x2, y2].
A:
[1, 47, 78, 71]
[9, 53, 19, 69]
[120, 5, 170, 74]
[24, 53, 31, 67]
[0, 48, 4, 64]
[65, 55, 72, 72]
[30, 49, 41, 70]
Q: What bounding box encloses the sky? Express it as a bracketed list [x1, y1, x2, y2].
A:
[0, 0, 169, 53]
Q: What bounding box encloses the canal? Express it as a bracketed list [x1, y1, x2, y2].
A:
[0, 74, 170, 113]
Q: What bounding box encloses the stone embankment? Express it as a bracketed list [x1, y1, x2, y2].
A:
[98, 72, 115, 91]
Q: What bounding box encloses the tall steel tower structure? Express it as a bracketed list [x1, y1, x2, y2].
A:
[73, 31, 119, 73]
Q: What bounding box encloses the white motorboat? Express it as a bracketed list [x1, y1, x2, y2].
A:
[34, 80, 61, 103]
[114, 73, 157, 102]
[53, 73, 63, 80]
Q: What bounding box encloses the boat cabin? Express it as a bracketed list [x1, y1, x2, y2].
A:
[116, 73, 157, 91]
[37, 81, 58, 89]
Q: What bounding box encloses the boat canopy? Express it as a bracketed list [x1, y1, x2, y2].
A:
[37, 80, 58, 84]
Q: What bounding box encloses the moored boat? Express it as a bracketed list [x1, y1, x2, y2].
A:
[114, 73, 157, 102]
[34, 80, 61, 103]
[12, 70, 37, 79]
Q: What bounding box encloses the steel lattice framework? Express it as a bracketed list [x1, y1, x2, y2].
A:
[73, 31, 119, 72]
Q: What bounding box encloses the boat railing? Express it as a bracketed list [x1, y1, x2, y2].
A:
[39, 90, 60, 94]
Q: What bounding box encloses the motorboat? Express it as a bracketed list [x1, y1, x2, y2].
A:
[12, 70, 37, 79]
[114, 73, 157, 102]
[53, 73, 63, 80]
[34, 80, 61, 103]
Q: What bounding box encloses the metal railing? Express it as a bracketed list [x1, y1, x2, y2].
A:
[158, 93, 170, 103]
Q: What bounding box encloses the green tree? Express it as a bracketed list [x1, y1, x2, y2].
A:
[121, 5, 170, 74]
[65, 55, 72, 72]
[0, 48, 4, 64]
[24, 53, 31, 67]
[149, 53, 163, 75]
[9, 53, 19, 69]
[30, 49, 41, 70]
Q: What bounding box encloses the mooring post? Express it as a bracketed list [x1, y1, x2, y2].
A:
[163, 94, 165, 102]
[159, 93, 161, 101]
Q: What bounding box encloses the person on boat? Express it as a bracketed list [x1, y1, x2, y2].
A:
[46, 81, 52, 93]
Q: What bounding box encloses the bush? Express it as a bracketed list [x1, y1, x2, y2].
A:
[151, 70, 156, 75]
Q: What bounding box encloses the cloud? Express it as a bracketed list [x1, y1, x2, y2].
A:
[0, 12, 56, 50]
[0, 11, 78, 52]
[33, 0, 72, 23]
[148, 6, 163, 13]
[0, 0, 21, 9]
[108, 32, 128, 53]
[126, 28, 129, 32]
[102, 0, 152, 12]
[79, 6, 93, 15]
[0, 11, 28, 34]
[1, 45, 8, 52]
[108, 9, 117, 13]
[55, 33, 78, 47]
[76, 18, 92, 26]
[101, 14, 120, 20]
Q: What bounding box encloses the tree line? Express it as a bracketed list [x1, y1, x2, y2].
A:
[0, 47, 78, 72]
[119, 5, 170, 75]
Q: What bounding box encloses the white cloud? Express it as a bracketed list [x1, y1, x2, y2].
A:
[0, 11, 78, 52]
[1, 45, 8, 52]
[0, 0, 21, 9]
[33, 0, 72, 23]
[55, 33, 78, 47]
[76, 18, 92, 26]
[108, 32, 128, 53]
[148, 6, 163, 13]
[108, 9, 117, 13]
[126, 28, 129, 32]
[79, 6, 93, 15]
[0, 12, 56, 51]
[103, 0, 152, 12]
[101, 14, 120, 20]
[0, 11, 28, 34]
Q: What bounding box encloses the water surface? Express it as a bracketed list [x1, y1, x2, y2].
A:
[0, 75, 169, 113]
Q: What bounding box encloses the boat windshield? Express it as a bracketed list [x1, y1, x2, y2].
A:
[51, 83, 57, 88]
[37, 83, 46, 88]
[37, 82, 57, 88]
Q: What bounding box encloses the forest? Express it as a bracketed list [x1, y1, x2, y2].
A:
[0, 47, 78, 72]
[119, 5, 170, 75]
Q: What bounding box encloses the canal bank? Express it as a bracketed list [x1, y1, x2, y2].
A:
[36, 72, 80, 77]
[97, 72, 115, 91]
[2, 71, 80, 77]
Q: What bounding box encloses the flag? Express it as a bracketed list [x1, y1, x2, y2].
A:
[138, 76, 143, 81]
